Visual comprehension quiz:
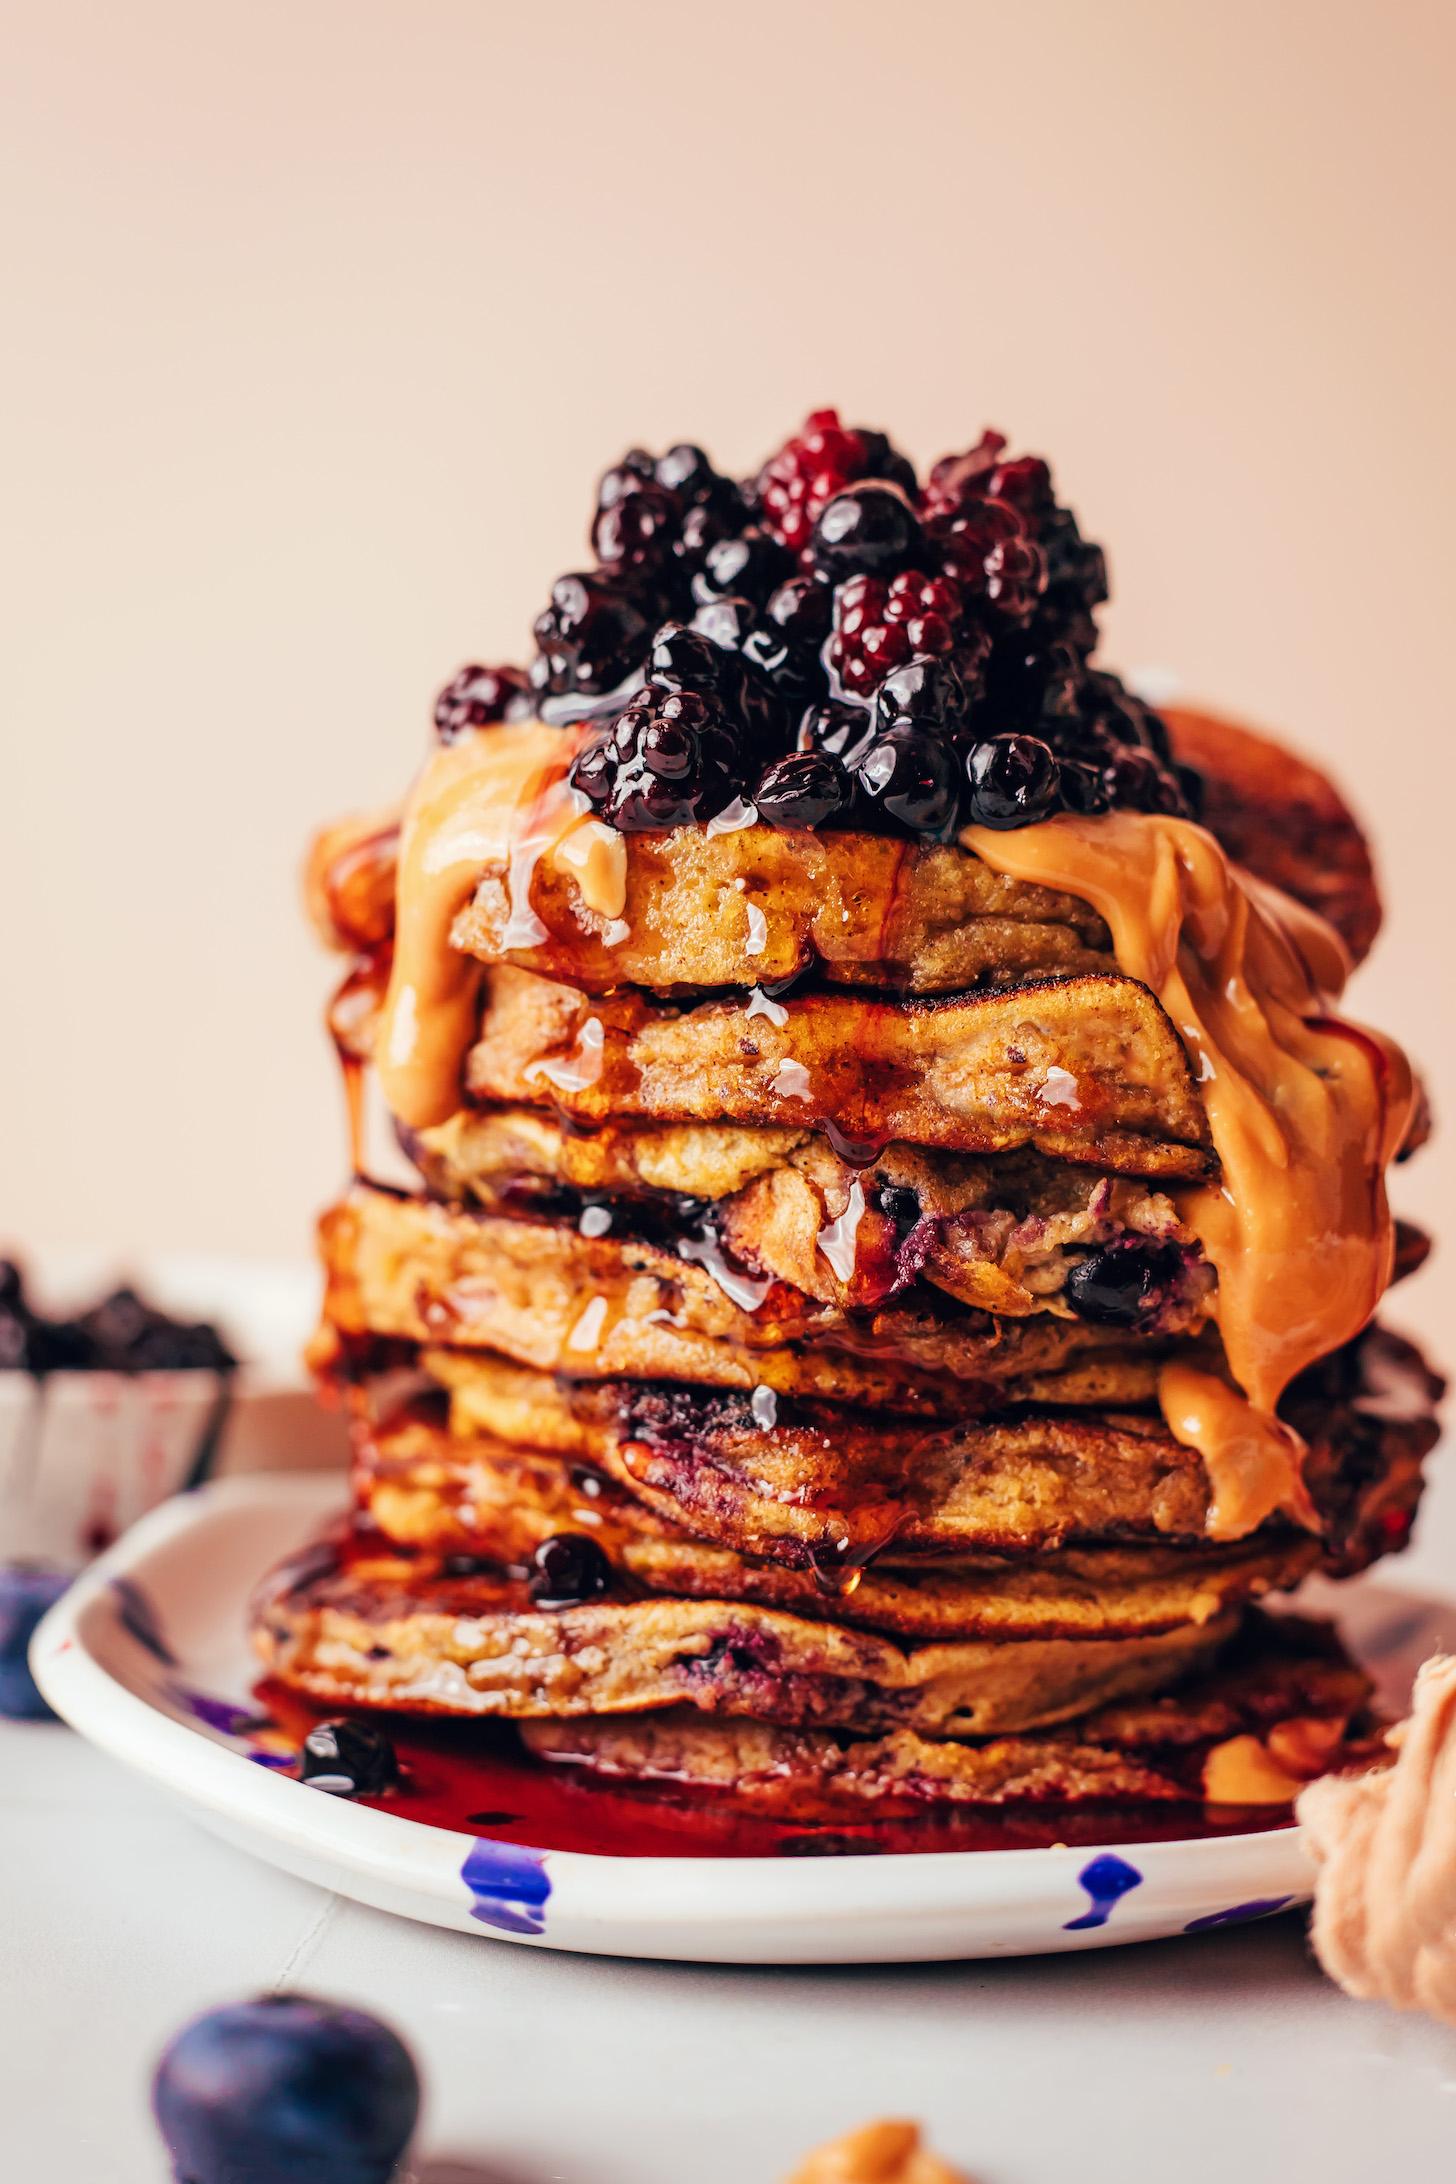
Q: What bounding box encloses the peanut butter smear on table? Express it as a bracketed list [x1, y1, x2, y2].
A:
[963, 813, 1413, 1540]
[1299, 1655, 1456, 2024]
[786, 2121, 970, 2184]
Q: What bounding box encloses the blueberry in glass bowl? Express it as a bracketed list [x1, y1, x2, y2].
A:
[0, 1258, 237, 1570]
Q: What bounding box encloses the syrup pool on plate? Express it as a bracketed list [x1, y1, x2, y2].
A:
[255, 1683, 1293, 1860]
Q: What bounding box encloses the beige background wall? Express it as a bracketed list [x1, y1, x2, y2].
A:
[2, 0, 1452, 1387]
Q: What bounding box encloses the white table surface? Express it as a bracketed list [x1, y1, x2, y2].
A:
[4, 1710, 1453, 2183]
[6, 1248, 1453, 2179]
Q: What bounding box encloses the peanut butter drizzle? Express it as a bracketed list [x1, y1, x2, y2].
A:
[963, 812, 1413, 1539]
[377, 723, 627, 1130]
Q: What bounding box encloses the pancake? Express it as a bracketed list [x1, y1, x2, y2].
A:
[411, 1114, 1213, 1321]
[405, 1323, 1437, 1568]
[319, 1184, 1190, 1400]
[353, 1413, 1322, 1640]
[307, 706, 1381, 988]
[521, 1614, 1377, 1816]
[250, 1524, 1238, 1738]
[459, 966, 1213, 1176]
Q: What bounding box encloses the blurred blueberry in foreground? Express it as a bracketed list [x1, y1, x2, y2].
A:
[152, 1993, 421, 2184]
[0, 1564, 71, 1720]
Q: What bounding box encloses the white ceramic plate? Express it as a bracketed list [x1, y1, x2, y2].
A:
[29, 1475, 1441, 1966]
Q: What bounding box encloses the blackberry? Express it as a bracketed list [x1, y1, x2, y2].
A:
[571, 684, 738, 829]
[532, 572, 652, 698]
[753, 408, 917, 557]
[920, 431, 1007, 515]
[433, 663, 532, 740]
[922, 435, 1105, 652]
[1065, 1239, 1187, 1326]
[965, 735, 1062, 828]
[596, 447, 656, 511]
[810, 484, 922, 581]
[980, 636, 1083, 738]
[828, 570, 962, 699]
[1102, 745, 1187, 815]
[936, 498, 1046, 625]
[754, 751, 852, 829]
[1081, 669, 1172, 761]
[855, 723, 961, 837]
[69, 1286, 235, 1373]
[591, 482, 679, 576]
[655, 441, 735, 508]
[528, 1532, 612, 1607]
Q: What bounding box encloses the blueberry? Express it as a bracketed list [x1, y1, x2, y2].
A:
[1064, 1239, 1187, 1326]
[691, 528, 792, 606]
[527, 1533, 612, 1608]
[689, 595, 757, 654]
[0, 1565, 70, 1720]
[152, 1993, 420, 2184]
[1174, 761, 1205, 819]
[965, 734, 1062, 828]
[299, 1718, 400, 1799]
[1057, 758, 1112, 815]
[810, 484, 922, 580]
[855, 724, 961, 836]
[648, 621, 724, 689]
[798, 700, 876, 768]
[532, 572, 652, 697]
[763, 576, 832, 646]
[874, 653, 967, 730]
[754, 752, 851, 830]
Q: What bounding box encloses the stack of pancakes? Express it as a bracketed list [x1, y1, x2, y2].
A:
[255, 708, 1440, 1824]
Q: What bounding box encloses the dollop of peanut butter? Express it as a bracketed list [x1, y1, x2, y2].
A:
[1298, 1653, 1456, 2023]
[786, 2121, 969, 2184]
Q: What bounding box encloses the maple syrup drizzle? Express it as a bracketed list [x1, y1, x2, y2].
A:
[964, 812, 1413, 1538]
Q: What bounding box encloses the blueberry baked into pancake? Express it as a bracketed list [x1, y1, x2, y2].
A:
[259, 411, 1440, 1833]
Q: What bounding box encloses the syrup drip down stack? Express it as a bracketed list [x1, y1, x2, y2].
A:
[256, 415, 1441, 1826]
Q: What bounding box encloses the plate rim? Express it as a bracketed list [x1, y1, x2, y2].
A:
[29, 1474, 1319, 1944]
